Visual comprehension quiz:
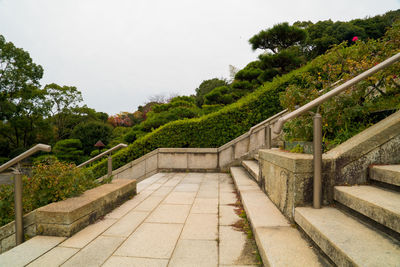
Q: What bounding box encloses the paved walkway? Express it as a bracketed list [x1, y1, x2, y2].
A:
[15, 172, 260, 266]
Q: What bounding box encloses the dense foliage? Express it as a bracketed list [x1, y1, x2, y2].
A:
[88, 67, 308, 177]
[89, 17, 400, 176]
[0, 160, 97, 226]
[280, 22, 400, 149]
[53, 139, 84, 164]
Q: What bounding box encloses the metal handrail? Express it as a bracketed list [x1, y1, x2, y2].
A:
[271, 52, 400, 209]
[0, 144, 51, 173]
[273, 52, 400, 134]
[77, 143, 128, 168]
[249, 109, 288, 134]
[77, 143, 128, 179]
[0, 143, 51, 247]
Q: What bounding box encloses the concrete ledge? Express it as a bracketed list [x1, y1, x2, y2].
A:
[370, 165, 400, 186]
[36, 179, 136, 237]
[0, 211, 36, 253]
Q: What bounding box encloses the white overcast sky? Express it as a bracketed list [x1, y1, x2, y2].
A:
[0, 0, 399, 115]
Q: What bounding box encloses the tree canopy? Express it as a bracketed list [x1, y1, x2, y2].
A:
[249, 22, 307, 53]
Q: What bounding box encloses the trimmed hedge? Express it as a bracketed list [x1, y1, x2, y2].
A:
[89, 64, 313, 177]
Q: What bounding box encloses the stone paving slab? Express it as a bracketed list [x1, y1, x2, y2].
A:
[219, 226, 256, 265]
[220, 183, 235, 192]
[168, 239, 218, 267]
[133, 195, 164, 211]
[220, 205, 239, 226]
[59, 218, 116, 248]
[114, 223, 183, 259]
[0, 236, 65, 267]
[163, 191, 196, 204]
[174, 183, 199, 192]
[146, 204, 191, 223]
[220, 192, 237, 205]
[27, 247, 79, 267]
[62, 235, 125, 267]
[191, 198, 218, 214]
[197, 187, 219, 198]
[103, 256, 169, 267]
[103, 211, 148, 237]
[145, 182, 163, 191]
[104, 189, 153, 219]
[152, 186, 174, 197]
[181, 213, 218, 240]
[163, 177, 184, 187]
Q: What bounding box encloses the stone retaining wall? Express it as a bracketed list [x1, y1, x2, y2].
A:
[259, 110, 400, 221]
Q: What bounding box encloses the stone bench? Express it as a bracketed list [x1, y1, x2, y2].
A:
[35, 179, 136, 237]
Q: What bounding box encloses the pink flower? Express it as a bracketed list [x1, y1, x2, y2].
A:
[352, 36, 359, 42]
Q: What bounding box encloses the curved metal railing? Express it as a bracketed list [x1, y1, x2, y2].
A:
[78, 143, 128, 178]
[271, 52, 400, 208]
[0, 144, 51, 246]
[0, 144, 51, 173]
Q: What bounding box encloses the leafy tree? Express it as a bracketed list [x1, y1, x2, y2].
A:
[249, 22, 307, 53]
[195, 78, 227, 107]
[0, 34, 49, 150]
[71, 121, 113, 154]
[53, 139, 84, 164]
[44, 83, 83, 140]
[204, 86, 246, 105]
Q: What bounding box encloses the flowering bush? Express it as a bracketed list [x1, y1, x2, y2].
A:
[0, 160, 97, 226]
[280, 22, 400, 149]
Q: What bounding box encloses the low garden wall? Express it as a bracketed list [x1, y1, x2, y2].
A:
[109, 110, 286, 181]
[0, 178, 136, 253]
[259, 110, 400, 221]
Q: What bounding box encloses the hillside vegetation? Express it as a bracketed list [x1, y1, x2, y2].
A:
[89, 21, 400, 177]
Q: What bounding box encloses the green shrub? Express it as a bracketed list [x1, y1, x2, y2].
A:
[88, 66, 311, 178]
[53, 139, 84, 164]
[33, 154, 58, 164]
[0, 160, 97, 226]
[71, 121, 113, 154]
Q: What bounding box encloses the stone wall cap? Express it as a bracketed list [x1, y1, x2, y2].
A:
[37, 179, 135, 213]
[158, 148, 218, 153]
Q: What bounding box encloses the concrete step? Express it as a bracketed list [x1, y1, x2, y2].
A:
[370, 165, 400, 187]
[334, 185, 400, 234]
[0, 236, 65, 267]
[253, 153, 259, 162]
[241, 160, 260, 182]
[230, 167, 328, 267]
[295, 207, 400, 266]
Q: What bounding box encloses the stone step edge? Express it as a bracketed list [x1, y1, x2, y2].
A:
[230, 167, 326, 267]
[241, 160, 260, 182]
[370, 165, 400, 187]
[295, 206, 400, 266]
[334, 185, 400, 234]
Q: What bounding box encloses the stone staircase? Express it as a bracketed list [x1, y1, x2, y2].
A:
[231, 155, 332, 266]
[295, 164, 400, 266]
[233, 155, 400, 266]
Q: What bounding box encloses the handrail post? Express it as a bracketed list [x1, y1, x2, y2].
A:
[266, 125, 272, 149]
[107, 154, 112, 178]
[14, 164, 24, 245]
[313, 113, 322, 208]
